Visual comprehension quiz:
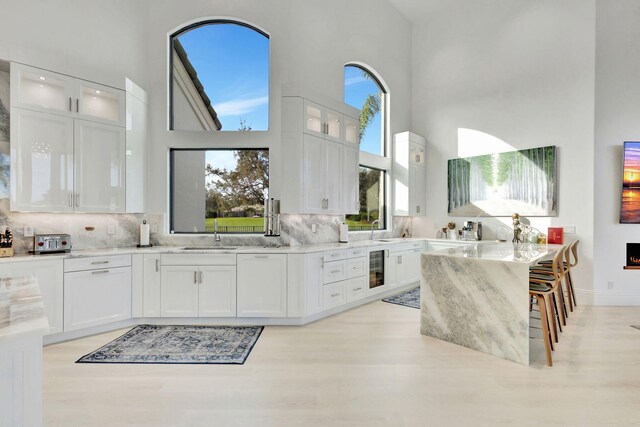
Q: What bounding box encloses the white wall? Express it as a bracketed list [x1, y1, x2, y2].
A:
[593, 0, 640, 305]
[410, 0, 596, 301]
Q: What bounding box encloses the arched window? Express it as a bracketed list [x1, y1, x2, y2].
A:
[344, 64, 387, 156]
[344, 64, 389, 231]
[169, 20, 269, 131]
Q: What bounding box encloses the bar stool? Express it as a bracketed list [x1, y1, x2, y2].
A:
[537, 240, 579, 312]
[529, 247, 565, 367]
[530, 245, 568, 341]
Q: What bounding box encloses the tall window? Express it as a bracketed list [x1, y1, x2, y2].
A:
[170, 149, 269, 234]
[170, 20, 269, 131]
[344, 64, 389, 230]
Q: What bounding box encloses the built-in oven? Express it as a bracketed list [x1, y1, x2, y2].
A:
[367, 246, 387, 291]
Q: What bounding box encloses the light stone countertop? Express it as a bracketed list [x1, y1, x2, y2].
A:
[0, 276, 49, 341]
[425, 241, 562, 265]
[0, 237, 485, 263]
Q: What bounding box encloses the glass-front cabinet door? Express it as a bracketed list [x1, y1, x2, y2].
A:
[343, 115, 359, 146]
[303, 101, 324, 136]
[10, 63, 75, 116]
[324, 108, 342, 142]
[10, 108, 74, 211]
[75, 79, 125, 126]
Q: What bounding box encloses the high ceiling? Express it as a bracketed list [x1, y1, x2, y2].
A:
[386, 0, 433, 24]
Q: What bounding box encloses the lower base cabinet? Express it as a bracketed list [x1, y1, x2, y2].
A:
[237, 254, 287, 317]
[159, 264, 236, 317]
[64, 265, 132, 331]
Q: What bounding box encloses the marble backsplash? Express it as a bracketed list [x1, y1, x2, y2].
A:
[0, 205, 413, 254]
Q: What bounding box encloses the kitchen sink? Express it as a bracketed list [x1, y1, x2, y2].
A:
[182, 246, 238, 250]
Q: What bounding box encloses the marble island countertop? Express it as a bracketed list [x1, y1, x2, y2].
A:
[426, 241, 562, 265]
[0, 276, 49, 341]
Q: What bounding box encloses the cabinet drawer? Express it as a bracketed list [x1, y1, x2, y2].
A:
[346, 247, 366, 258]
[410, 241, 425, 250]
[323, 281, 346, 309]
[345, 276, 367, 302]
[323, 260, 346, 284]
[64, 254, 131, 272]
[346, 257, 366, 279]
[161, 254, 236, 266]
[323, 249, 346, 262]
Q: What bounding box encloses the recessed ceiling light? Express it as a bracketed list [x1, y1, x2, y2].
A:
[96, 90, 101, 94]
[92, 96, 97, 100]
[39, 76, 45, 80]
[39, 84, 44, 88]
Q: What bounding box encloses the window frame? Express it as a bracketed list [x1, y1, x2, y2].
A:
[168, 18, 270, 131]
[169, 147, 269, 235]
[344, 63, 391, 232]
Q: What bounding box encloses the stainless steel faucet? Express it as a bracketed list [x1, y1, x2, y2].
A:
[370, 219, 380, 240]
[213, 219, 222, 246]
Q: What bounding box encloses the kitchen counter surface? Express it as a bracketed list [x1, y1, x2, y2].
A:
[0, 276, 49, 341]
[0, 237, 487, 262]
[426, 241, 562, 265]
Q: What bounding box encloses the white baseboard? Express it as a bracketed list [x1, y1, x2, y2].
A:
[575, 288, 640, 306]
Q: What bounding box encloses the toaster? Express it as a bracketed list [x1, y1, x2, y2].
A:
[32, 234, 71, 254]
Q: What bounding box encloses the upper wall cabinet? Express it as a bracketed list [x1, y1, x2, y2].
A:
[393, 131, 426, 217]
[11, 63, 125, 127]
[282, 94, 360, 215]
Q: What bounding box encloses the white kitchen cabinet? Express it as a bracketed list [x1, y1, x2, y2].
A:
[198, 266, 236, 317]
[303, 100, 342, 143]
[281, 95, 359, 215]
[142, 254, 161, 317]
[393, 131, 426, 216]
[237, 254, 287, 317]
[287, 252, 324, 317]
[160, 266, 199, 317]
[11, 62, 125, 126]
[74, 120, 125, 212]
[387, 247, 423, 288]
[125, 78, 148, 213]
[64, 262, 132, 332]
[3, 259, 64, 335]
[323, 281, 346, 309]
[345, 276, 367, 302]
[160, 255, 237, 318]
[9, 108, 74, 212]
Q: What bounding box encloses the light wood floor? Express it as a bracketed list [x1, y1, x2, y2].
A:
[43, 301, 640, 427]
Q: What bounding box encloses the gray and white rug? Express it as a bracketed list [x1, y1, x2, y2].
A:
[76, 325, 264, 365]
[382, 287, 420, 309]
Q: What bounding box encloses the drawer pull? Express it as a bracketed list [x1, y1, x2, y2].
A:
[91, 270, 109, 275]
[193, 271, 197, 284]
[352, 266, 361, 269]
[155, 259, 159, 272]
[331, 293, 340, 297]
[353, 287, 362, 291]
[331, 270, 340, 274]
[91, 260, 109, 265]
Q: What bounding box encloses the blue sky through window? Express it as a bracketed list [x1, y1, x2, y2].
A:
[178, 23, 269, 131]
[344, 65, 384, 156]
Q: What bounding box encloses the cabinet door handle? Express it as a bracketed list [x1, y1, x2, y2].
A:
[155, 259, 159, 272]
[254, 255, 269, 258]
[68, 192, 73, 207]
[91, 270, 109, 275]
[198, 271, 203, 284]
[331, 293, 340, 297]
[416, 205, 421, 213]
[331, 269, 340, 274]
[326, 198, 329, 209]
[68, 97, 72, 112]
[193, 271, 198, 284]
[353, 287, 362, 291]
[76, 98, 79, 113]
[398, 256, 403, 264]
[91, 260, 109, 265]
[75, 193, 79, 207]
[352, 266, 361, 269]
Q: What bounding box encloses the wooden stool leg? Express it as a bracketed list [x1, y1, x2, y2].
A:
[545, 294, 559, 343]
[536, 294, 553, 367]
[555, 287, 567, 327]
[568, 270, 577, 307]
[564, 273, 574, 312]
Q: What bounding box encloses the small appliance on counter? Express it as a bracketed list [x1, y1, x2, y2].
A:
[461, 221, 482, 241]
[339, 222, 349, 243]
[31, 234, 71, 254]
[137, 220, 153, 248]
[264, 198, 280, 237]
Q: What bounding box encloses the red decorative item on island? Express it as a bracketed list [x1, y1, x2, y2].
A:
[547, 227, 564, 244]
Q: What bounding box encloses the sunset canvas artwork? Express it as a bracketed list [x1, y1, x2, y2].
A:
[620, 141, 640, 223]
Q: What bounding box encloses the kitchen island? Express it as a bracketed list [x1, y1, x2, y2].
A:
[420, 242, 559, 365]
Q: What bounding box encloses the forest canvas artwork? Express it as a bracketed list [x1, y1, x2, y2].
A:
[620, 141, 640, 223]
[448, 146, 557, 217]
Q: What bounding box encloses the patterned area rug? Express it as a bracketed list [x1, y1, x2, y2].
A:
[76, 325, 264, 365]
[632, 325, 640, 331]
[382, 287, 420, 309]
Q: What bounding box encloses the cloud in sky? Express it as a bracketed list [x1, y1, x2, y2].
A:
[344, 74, 366, 87]
[215, 95, 268, 116]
